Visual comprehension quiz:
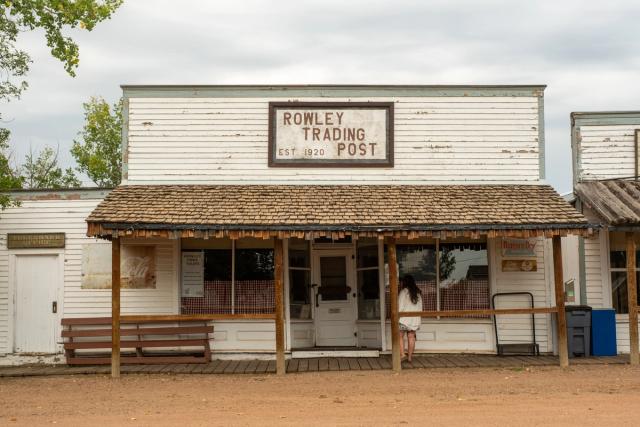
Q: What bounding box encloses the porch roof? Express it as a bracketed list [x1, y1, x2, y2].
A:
[575, 179, 640, 227]
[86, 184, 592, 239]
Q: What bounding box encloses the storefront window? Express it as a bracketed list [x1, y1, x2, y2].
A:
[180, 238, 274, 315]
[396, 245, 437, 312]
[439, 243, 489, 313]
[289, 238, 311, 319]
[181, 240, 233, 314]
[609, 232, 640, 314]
[234, 239, 274, 314]
[385, 240, 489, 318]
[357, 238, 380, 320]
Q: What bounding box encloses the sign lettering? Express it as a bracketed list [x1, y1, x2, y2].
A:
[7, 233, 65, 249]
[268, 102, 393, 167]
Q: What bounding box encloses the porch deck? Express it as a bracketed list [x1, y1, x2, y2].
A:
[0, 354, 629, 377]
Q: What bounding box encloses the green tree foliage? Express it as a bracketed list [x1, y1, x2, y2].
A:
[0, 0, 122, 204]
[21, 146, 81, 189]
[0, 130, 23, 208]
[71, 96, 122, 187]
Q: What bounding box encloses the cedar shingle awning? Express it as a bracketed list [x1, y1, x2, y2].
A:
[86, 185, 593, 239]
[575, 179, 640, 227]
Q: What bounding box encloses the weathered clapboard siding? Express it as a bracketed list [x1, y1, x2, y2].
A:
[492, 237, 553, 353]
[125, 95, 542, 184]
[572, 112, 640, 182]
[0, 194, 102, 354]
[0, 192, 181, 355]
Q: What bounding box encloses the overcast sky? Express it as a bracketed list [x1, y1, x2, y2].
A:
[2, 0, 639, 193]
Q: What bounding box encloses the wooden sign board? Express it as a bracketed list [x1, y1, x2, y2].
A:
[502, 259, 537, 272]
[7, 233, 65, 249]
[268, 102, 394, 167]
[501, 238, 537, 257]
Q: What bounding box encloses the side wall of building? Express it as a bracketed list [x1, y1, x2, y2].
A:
[573, 112, 640, 182]
[0, 192, 181, 355]
[572, 113, 640, 354]
[123, 87, 545, 185]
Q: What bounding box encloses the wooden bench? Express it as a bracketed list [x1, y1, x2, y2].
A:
[61, 317, 213, 365]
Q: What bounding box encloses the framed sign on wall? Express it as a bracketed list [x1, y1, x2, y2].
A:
[268, 102, 394, 167]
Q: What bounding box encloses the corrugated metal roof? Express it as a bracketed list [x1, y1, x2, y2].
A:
[575, 180, 640, 225]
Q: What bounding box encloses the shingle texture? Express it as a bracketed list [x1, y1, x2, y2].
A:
[87, 185, 587, 229]
[575, 179, 640, 226]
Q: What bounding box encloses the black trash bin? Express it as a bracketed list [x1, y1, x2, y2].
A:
[566, 305, 592, 357]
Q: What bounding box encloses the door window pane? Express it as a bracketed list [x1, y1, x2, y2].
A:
[319, 256, 348, 301]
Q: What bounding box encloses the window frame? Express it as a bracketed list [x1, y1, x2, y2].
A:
[392, 238, 490, 317]
[608, 232, 640, 315]
[356, 239, 382, 321]
[288, 239, 312, 320]
[180, 239, 275, 315]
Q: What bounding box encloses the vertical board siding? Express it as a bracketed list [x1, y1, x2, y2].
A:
[577, 124, 639, 181]
[493, 237, 552, 352]
[126, 96, 541, 184]
[0, 197, 177, 354]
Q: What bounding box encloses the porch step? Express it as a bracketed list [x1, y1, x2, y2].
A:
[291, 349, 380, 359]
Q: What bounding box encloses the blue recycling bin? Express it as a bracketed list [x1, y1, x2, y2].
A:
[591, 309, 617, 356]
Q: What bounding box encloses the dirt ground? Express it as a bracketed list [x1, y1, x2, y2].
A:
[1, 364, 639, 426]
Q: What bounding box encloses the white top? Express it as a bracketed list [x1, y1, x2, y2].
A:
[398, 288, 423, 331]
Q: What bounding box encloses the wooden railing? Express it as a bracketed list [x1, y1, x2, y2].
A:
[399, 307, 558, 318]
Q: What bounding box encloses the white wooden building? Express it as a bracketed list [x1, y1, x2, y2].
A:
[571, 111, 640, 356]
[0, 85, 592, 370]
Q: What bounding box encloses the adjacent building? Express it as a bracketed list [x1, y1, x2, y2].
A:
[571, 111, 640, 358]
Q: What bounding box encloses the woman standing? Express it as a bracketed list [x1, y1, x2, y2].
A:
[399, 275, 422, 362]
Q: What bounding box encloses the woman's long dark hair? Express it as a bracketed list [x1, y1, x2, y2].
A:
[402, 275, 421, 304]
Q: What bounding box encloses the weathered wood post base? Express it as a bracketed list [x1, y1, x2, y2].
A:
[626, 232, 639, 365]
[387, 238, 401, 372]
[552, 236, 569, 368]
[274, 238, 286, 375]
[111, 237, 121, 378]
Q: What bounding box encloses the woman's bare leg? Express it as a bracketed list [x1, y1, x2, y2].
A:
[400, 330, 406, 359]
[407, 331, 416, 362]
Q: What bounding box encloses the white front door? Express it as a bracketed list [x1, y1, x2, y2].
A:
[313, 250, 357, 347]
[14, 254, 60, 353]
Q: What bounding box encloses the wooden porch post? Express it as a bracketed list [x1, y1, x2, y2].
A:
[274, 238, 286, 375]
[387, 238, 401, 372]
[111, 237, 121, 378]
[552, 236, 569, 368]
[626, 232, 639, 365]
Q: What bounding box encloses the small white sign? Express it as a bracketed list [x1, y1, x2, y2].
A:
[269, 103, 393, 167]
[181, 251, 204, 297]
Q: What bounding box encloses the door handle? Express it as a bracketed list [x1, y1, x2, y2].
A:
[52, 301, 57, 313]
